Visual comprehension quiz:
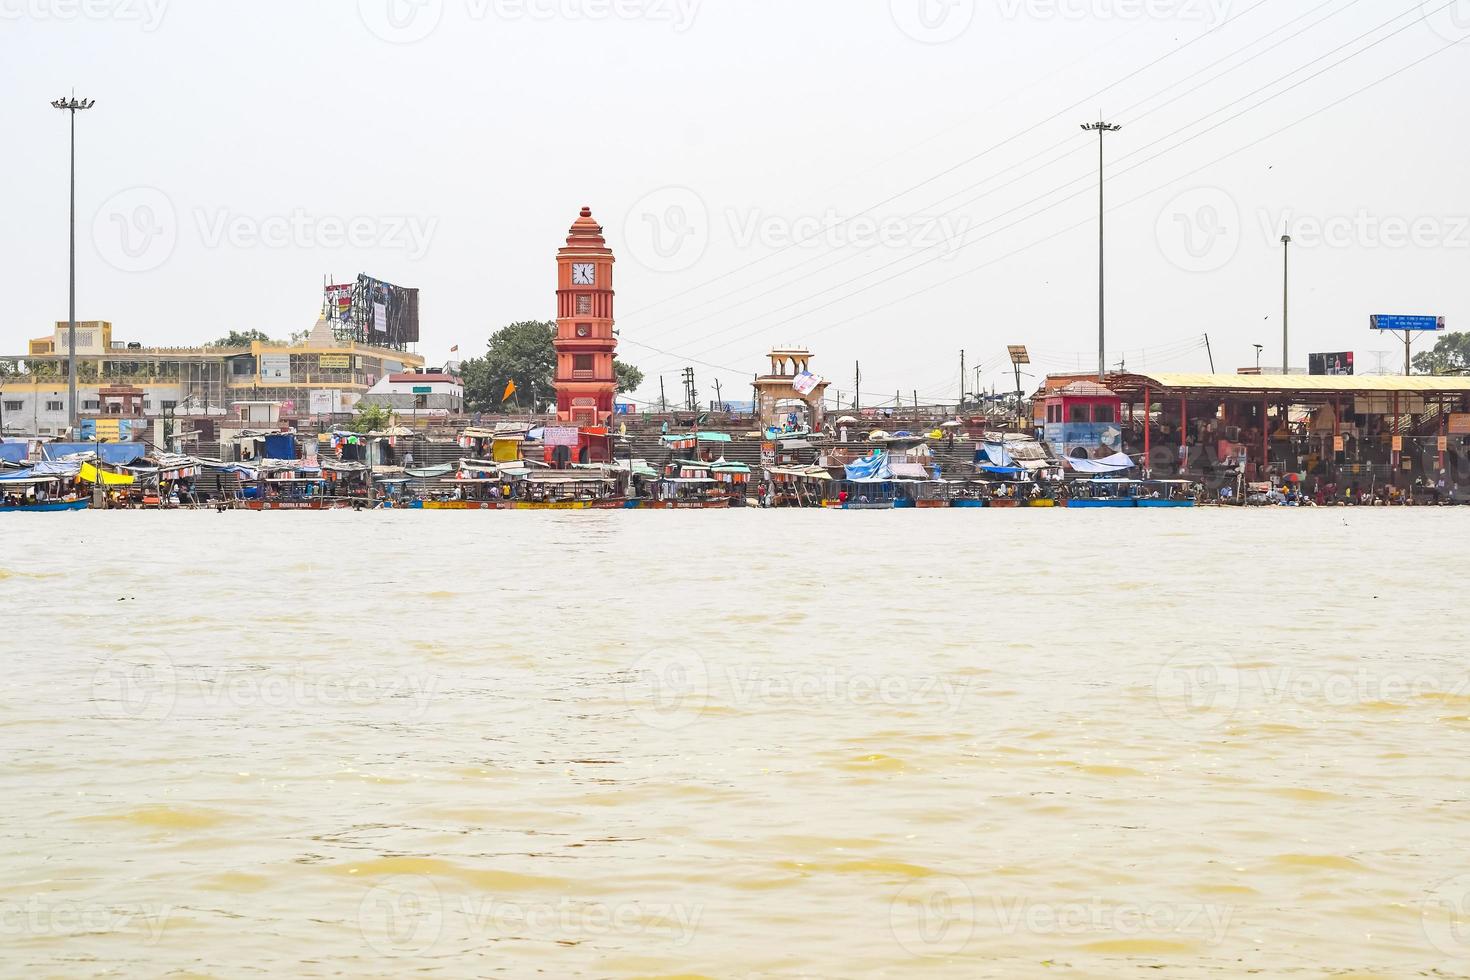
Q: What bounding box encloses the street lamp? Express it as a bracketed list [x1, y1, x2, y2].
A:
[1081, 119, 1121, 382]
[1253, 344, 1263, 370]
[51, 93, 96, 435]
[1280, 233, 1291, 375]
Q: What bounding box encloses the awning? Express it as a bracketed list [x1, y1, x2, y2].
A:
[405, 463, 456, 478]
[0, 476, 62, 486]
[45, 442, 147, 465]
[79, 462, 135, 486]
[778, 439, 813, 451]
[889, 462, 934, 480]
[661, 431, 732, 445]
[1066, 452, 1136, 473]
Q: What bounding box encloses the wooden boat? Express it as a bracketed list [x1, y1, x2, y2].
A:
[1135, 480, 1200, 507]
[643, 499, 731, 509]
[243, 498, 358, 510]
[0, 499, 89, 512]
[1066, 498, 1136, 508]
[987, 498, 1021, 508]
[950, 499, 986, 508]
[1026, 498, 1057, 507]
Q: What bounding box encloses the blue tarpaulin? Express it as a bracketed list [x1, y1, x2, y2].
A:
[844, 452, 893, 481]
[0, 468, 33, 481]
[976, 443, 1015, 468]
[44, 442, 146, 465]
[264, 434, 296, 461]
[0, 444, 27, 464]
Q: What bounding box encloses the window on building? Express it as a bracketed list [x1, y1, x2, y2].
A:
[1069, 404, 1089, 423]
[83, 399, 100, 411]
[576, 294, 592, 315]
[1093, 405, 1115, 423]
[160, 400, 177, 412]
[413, 394, 427, 409]
[3, 400, 21, 412]
[573, 354, 594, 372]
[46, 400, 64, 412]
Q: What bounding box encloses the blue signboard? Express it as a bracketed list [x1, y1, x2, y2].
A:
[1371, 315, 1445, 332]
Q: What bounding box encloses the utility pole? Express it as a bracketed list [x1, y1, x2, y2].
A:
[1204, 333, 1215, 372]
[52, 92, 96, 435]
[854, 361, 861, 413]
[681, 367, 697, 412]
[1081, 118, 1121, 382]
[959, 349, 965, 409]
[713, 377, 723, 412]
[659, 376, 667, 413]
[1281, 233, 1291, 375]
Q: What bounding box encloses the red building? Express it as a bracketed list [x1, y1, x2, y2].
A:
[554, 207, 618, 429]
[1041, 380, 1124, 459]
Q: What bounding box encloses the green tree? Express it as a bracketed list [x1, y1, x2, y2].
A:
[615, 360, 644, 395]
[208, 329, 280, 347]
[1412, 331, 1470, 375]
[348, 401, 392, 433]
[459, 319, 645, 412]
[461, 320, 557, 413]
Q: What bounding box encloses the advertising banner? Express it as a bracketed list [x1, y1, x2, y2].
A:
[1371, 314, 1445, 332]
[308, 390, 338, 415]
[317, 354, 350, 369]
[543, 426, 581, 447]
[1308, 352, 1354, 375]
[260, 354, 292, 382]
[791, 371, 822, 396]
[325, 283, 352, 321]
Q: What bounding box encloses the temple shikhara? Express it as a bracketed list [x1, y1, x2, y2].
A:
[554, 206, 618, 439]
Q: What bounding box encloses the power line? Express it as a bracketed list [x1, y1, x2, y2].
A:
[634, 0, 1436, 369]
[631, 0, 1362, 348]
[689, 36, 1463, 366]
[619, 0, 1278, 321]
[676, 7, 1457, 362]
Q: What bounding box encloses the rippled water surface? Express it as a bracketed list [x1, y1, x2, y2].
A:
[4, 509, 1470, 977]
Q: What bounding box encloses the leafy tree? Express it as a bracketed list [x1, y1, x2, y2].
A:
[1412, 331, 1470, 375]
[208, 329, 279, 347]
[615, 360, 644, 395]
[459, 319, 645, 412]
[348, 402, 392, 433]
[461, 320, 557, 413]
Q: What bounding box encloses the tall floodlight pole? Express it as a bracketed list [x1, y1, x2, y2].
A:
[1281, 233, 1291, 375]
[1081, 119, 1121, 382]
[52, 94, 96, 434]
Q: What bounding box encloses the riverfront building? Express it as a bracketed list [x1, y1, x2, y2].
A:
[0, 319, 424, 436]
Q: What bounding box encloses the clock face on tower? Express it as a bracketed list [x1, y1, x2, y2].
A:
[571, 263, 595, 286]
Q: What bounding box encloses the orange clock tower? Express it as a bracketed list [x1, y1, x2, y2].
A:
[554, 206, 618, 431]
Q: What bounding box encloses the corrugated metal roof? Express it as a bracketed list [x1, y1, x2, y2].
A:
[1117, 372, 1470, 393]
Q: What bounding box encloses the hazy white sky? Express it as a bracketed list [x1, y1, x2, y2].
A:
[3, 0, 1466, 404]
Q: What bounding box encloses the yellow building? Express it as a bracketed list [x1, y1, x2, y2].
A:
[1, 319, 423, 436]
